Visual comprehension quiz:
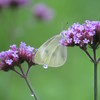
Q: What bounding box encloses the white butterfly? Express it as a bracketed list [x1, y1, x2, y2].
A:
[34, 34, 67, 67]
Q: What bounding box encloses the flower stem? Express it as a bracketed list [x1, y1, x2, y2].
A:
[83, 48, 98, 100]
[12, 68, 24, 78]
[82, 48, 94, 62]
[93, 49, 98, 100]
[24, 77, 39, 100]
[26, 65, 31, 76]
[97, 58, 100, 63]
[18, 64, 39, 100]
[94, 62, 98, 100]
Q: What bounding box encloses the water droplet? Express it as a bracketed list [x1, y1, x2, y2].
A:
[31, 94, 34, 97]
[43, 64, 48, 69]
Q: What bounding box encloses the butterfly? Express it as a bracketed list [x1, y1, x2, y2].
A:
[34, 34, 67, 67]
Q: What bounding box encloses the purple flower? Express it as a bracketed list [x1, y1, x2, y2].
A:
[0, 0, 10, 8]
[0, 42, 36, 71]
[10, 44, 18, 51]
[0, 49, 18, 71]
[5, 59, 13, 65]
[8, 0, 29, 8]
[60, 20, 100, 49]
[85, 20, 100, 32]
[59, 38, 68, 46]
[0, 0, 29, 9]
[33, 3, 54, 21]
[19, 42, 35, 64]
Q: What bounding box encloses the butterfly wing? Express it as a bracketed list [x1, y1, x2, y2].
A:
[34, 35, 67, 67]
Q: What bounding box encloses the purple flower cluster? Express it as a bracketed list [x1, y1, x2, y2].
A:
[9, 0, 29, 8]
[33, 3, 54, 21]
[0, 42, 36, 71]
[0, 0, 29, 9]
[60, 20, 100, 49]
[0, 0, 9, 8]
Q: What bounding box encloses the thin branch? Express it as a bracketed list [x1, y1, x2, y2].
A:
[18, 64, 39, 100]
[96, 42, 100, 49]
[26, 66, 31, 76]
[97, 58, 100, 63]
[82, 49, 94, 63]
[24, 77, 39, 100]
[18, 64, 25, 76]
[11, 68, 24, 78]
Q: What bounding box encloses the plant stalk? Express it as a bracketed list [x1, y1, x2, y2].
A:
[93, 49, 98, 100]
[83, 48, 98, 100]
[24, 77, 39, 100]
[18, 65, 39, 100]
[94, 62, 98, 100]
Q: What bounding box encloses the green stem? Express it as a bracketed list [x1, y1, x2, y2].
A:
[12, 68, 24, 78]
[94, 63, 98, 100]
[26, 65, 31, 76]
[18, 64, 39, 100]
[82, 48, 94, 62]
[93, 49, 98, 100]
[97, 58, 100, 63]
[83, 48, 98, 100]
[24, 77, 39, 100]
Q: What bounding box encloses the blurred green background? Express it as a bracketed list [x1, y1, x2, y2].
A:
[0, 0, 100, 100]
